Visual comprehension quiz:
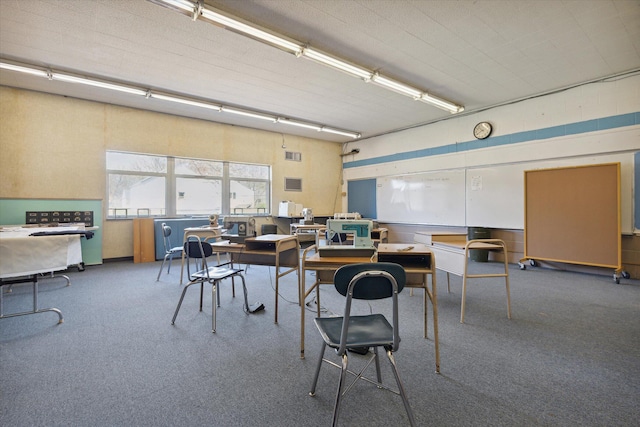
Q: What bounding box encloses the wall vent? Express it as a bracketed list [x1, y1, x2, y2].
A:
[285, 151, 302, 161]
[284, 177, 302, 191]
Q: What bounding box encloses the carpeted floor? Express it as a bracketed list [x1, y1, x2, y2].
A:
[1, 258, 639, 426]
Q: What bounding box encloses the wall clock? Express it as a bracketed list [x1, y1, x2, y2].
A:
[473, 122, 493, 139]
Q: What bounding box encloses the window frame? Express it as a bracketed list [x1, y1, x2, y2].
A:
[106, 151, 271, 219]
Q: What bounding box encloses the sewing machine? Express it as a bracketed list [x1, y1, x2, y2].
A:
[223, 216, 256, 237]
[318, 219, 376, 257]
[300, 208, 314, 225]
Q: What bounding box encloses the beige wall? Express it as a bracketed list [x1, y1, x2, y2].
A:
[0, 86, 344, 259]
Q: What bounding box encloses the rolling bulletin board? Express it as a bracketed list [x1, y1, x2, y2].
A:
[523, 163, 621, 269]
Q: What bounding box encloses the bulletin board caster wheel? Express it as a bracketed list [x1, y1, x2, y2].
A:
[529, 259, 538, 267]
[622, 271, 630, 279]
[613, 273, 620, 284]
[518, 262, 526, 270]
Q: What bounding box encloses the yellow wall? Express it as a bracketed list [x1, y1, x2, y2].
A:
[0, 87, 344, 258]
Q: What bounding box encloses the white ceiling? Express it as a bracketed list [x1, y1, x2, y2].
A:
[1, 0, 639, 143]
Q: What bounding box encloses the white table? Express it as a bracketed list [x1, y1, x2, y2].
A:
[0, 226, 84, 323]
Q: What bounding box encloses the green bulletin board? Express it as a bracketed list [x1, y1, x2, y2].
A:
[0, 198, 103, 265]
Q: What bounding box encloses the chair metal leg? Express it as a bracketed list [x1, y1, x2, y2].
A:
[309, 342, 327, 396]
[386, 349, 416, 427]
[332, 353, 349, 427]
[212, 282, 217, 333]
[373, 346, 383, 384]
[171, 282, 194, 324]
[156, 254, 169, 281]
[199, 283, 204, 312]
[167, 253, 174, 274]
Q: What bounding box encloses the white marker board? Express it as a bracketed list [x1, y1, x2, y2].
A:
[376, 170, 466, 225]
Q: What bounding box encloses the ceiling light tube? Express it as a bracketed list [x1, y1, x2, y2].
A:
[371, 73, 423, 98]
[51, 72, 147, 96]
[0, 61, 50, 78]
[276, 118, 322, 131]
[420, 93, 464, 113]
[221, 107, 276, 121]
[321, 127, 361, 139]
[148, 0, 196, 15]
[150, 93, 221, 111]
[301, 48, 372, 80]
[200, 7, 302, 54]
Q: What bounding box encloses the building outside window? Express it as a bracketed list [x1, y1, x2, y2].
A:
[106, 151, 270, 218]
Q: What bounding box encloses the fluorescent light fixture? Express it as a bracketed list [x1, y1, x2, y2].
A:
[150, 93, 221, 111]
[1, 56, 361, 139]
[0, 61, 49, 78]
[150, 0, 195, 13]
[51, 73, 147, 96]
[200, 7, 302, 54]
[420, 93, 464, 114]
[148, 0, 464, 114]
[221, 107, 277, 122]
[277, 118, 322, 131]
[371, 74, 422, 98]
[301, 48, 372, 80]
[321, 127, 361, 139]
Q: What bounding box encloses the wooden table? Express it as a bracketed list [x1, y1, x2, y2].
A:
[210, 234, 299, 324]
[428, 237, 511, 323]
[300, 243, 440, 373]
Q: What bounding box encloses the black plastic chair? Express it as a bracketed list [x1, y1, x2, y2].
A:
[309, 262, 416, 426]
[171, 236, 249, 332]
[156, 223, 184, 281]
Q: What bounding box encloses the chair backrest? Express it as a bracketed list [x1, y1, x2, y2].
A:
[333, 262, 406, 354]
[162, 223, 172, 251]
[184, 235, 213, 277]
[334, 262, 406, 299]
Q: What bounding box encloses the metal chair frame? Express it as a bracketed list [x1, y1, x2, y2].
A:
[156, 223, 184, 281]
[309, 262, 416, 426]
[171, 235, 248, 332]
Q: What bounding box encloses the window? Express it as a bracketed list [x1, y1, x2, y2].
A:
[106, 151, 270, 218]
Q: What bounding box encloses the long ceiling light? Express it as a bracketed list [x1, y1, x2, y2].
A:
[148, 0, 464, 113]
[51, 72, 148, 96]
[150, 93, 221, 111]
[0, 61, 49, 78]
[0, 59, 360, 139]
[200, 8, 302, 54]
[221, 106, 276, 121]
[301, 48, 372, 80]
[276, 118, 322, 131]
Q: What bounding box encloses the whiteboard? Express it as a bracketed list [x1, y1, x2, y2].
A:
[373, 152, 634, 232]
[466, 164, 525, 229]
[465, 153, 634, 232]
[376, 170, 465, 225]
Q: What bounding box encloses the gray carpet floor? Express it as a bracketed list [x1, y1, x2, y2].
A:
[1, 258, 639, 426]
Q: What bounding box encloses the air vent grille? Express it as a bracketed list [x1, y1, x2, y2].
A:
[285, 151, 302, 161]
[284, 177, 302, 191]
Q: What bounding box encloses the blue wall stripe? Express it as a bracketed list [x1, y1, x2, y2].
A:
[344, 112, 640, 169]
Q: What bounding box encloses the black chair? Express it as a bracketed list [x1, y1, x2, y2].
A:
[156, 223, 184, 281]
[309, 263, 416, 426]
[171, 236, 249, 332]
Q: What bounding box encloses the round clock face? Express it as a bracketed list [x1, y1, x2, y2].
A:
[473, 122, 492, 139]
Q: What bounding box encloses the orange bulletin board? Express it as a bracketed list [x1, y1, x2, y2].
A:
[524, 163, 621, 269]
